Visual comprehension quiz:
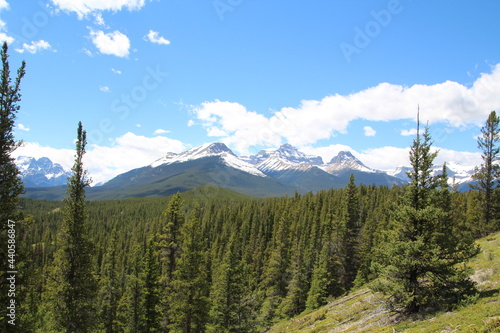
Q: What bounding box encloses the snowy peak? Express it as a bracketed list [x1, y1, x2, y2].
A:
[323, 151, 374, 175]
[248, 143, 324, 175]
[151, 142, 266, 177]
[243, 143, 323, 167]
[15, 156, 71, 187]
[274, 143, 324, 165]
[151, 142, 234, 167]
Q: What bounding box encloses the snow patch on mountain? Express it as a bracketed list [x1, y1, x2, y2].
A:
[151, 142, 267, 177]
[321, 151, 375, 175]
[15, 156, 71, 187]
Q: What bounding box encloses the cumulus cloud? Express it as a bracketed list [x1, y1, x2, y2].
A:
[89, 29, 130, 58]
[144, 30, 170, 45]
[193, 100, 282, 154]
[0, 17, 14, 45]
[15, 40, 52, 54]
[401, 128, 418, 136]
[17, 124, 30, 132]
[0, 0, 9, 11]
[14, 133, 187, 185]
[192, 64, 500, 153]
[50, 0, 146, 18]
[364, 126, 376, 136]
[12, 142, 75, 170]
[0, 32, 14, 44]
[153, 128, 170, 135]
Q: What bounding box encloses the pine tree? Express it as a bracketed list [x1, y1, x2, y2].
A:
[155, 192, 184, 330]
[168, 209, 209, 333]
[305, 212, 344, 310]
[157, 192, 184, 280]
[258, 211, 290, 326]
[372, 119, 479, 313]
[342, 174, 360, 290]
[471, 111, 500, 233]
[97, 228, 120, 333]
[46, 122, 98, 332]
[142, 239, 161, 332]
[0, 41, 26, 332]
[116, 245, 144, 333]
[207, 237, 246, 333]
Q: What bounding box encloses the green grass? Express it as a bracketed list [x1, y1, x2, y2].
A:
[270, 232, 500, 333]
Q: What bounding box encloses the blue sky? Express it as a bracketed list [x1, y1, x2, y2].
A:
[2, 0, 500, 183]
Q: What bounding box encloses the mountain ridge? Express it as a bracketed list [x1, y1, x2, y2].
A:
[20, 142, 478, 200]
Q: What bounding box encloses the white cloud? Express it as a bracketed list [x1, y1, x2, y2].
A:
[99, 85, 111, 92]
[12, 142, 75, 170]
[89, 29, 130, 58]
[111, 68, 122, 74]
[15, 40, 52, 54]
[193, 100, 282, 154]
[85, 132, 186, 184]
[50, 0, 146, 18]
[153, 128, 170, 135]
[17, 124, 30, 132]
[14, 133, 187, 185]
[0, 0, 9, 11]
[364, 126, 376, 136]
[93, 12, 105, 26]
[144, 30, 170, 45]
[401, 128, 418, 136]
[0, 32, 14, 44]
[192, 64, 500, 153]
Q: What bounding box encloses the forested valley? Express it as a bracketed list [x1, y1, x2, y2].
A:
[10, 179, 497, 332]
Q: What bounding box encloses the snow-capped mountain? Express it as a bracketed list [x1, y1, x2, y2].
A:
[16, 156, 71, 187]
[322, 151, 375, 175]
[151, 142, 266, 177]
[387, 162, 476, 185]
[243, 143, 323, 166]
[243, 144, 323, 175]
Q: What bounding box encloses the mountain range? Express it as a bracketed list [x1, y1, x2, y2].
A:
[16, 156, 72, 188]
[19, 142, 478, 200]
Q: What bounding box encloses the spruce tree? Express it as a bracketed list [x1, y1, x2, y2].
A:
[207, 237, 246, 332]
[0, 41, 26, 331]
[142, 239, 161, 332]
[168, 209, 209, 333]
[46, 122, 97, 332]
[97, 228, 120, 333]
[342, 174, 360, 290]
[372, 120, 479, 313]
[471, 110, 500, 233]
[116, 245, 144, 333]
[155, 192, 185, 330]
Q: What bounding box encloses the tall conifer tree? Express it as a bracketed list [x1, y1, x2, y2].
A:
[372, 116, 479, 313]
[0, 41, 25, 331]
[46, 122, 97, 332]
[168, 209, 209, 333]
[342, 174, 360, 290]
[471, 110, 500, 233]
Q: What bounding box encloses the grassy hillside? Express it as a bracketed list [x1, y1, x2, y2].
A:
[269, 232, 500, 333]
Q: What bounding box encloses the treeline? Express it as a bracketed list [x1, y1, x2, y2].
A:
[12, 178, 494, 332]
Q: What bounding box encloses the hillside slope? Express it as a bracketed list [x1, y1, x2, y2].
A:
[270, 232, 500, 332]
